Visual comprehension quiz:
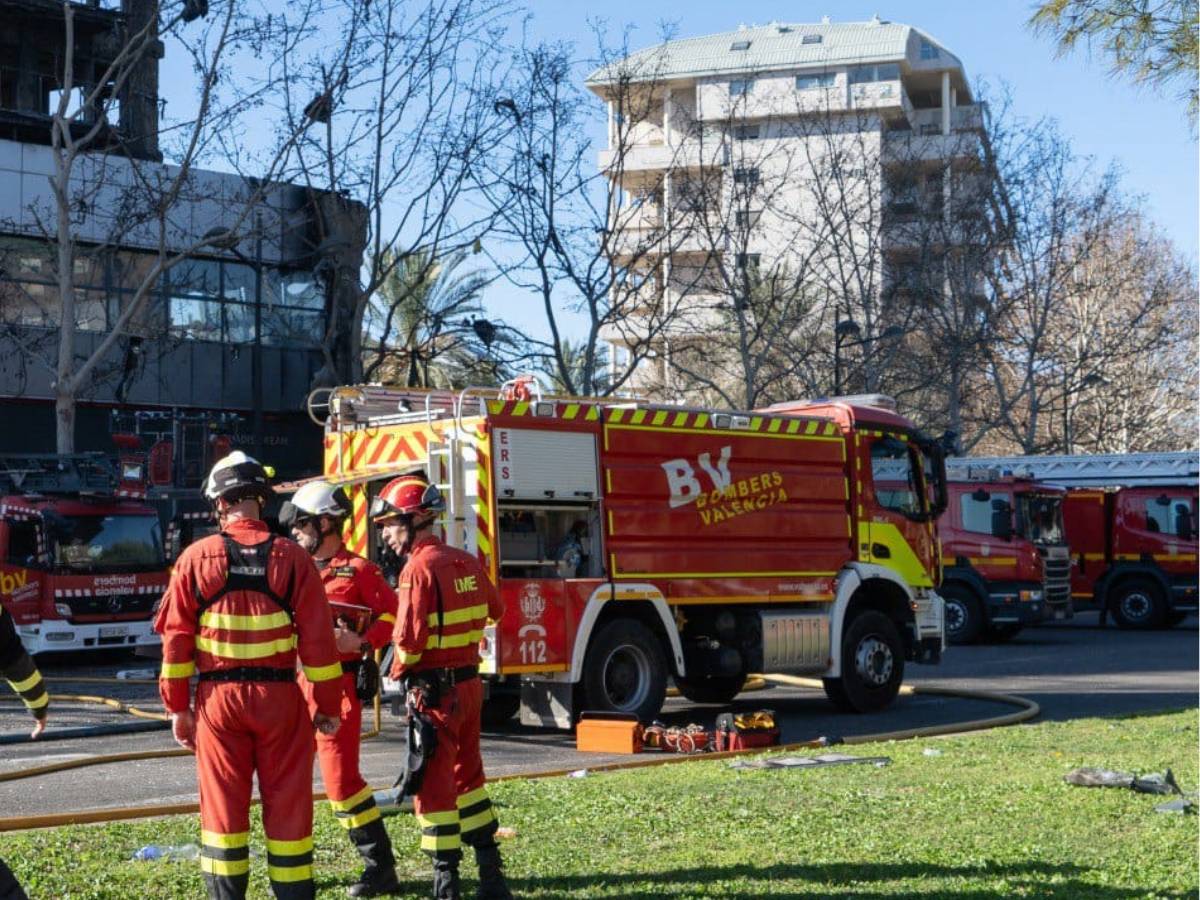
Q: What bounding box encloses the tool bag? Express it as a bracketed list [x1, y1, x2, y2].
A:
[355, 655, 380, 703]
[714, 710, 780, 752]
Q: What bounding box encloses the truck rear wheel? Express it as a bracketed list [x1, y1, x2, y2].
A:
[578, 619, 667, 722]
[675, 673, 747, 705]
[1110, 578, 1166, 630]
[942, 585, 984, 644]
[822, 611, 905, 714]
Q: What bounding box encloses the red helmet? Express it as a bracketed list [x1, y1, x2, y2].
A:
[370, 473, 444, 526]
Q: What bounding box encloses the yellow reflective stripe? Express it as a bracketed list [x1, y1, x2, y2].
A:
[7, 670, 42, 693]
[196, 634, 297, 659]
[426, 603, 487, 628]
[397, 650, 423, 665]
[160, 660, 196, 679]
[303, 661, 343, 683]
[343, 806, 382, 829]
[377, 613, 396, 624]
[456, 786, 489, 808]
[417, 810, 460, 827]
[26, 693, 49, 710]
[268, 864, 313, 883]
[330, 786, 374, 812]
[421, 834, 461, 852]
[202, 830, 249, 849]
[201, 857, 250, 877]
[460, 808, 496, 833]
[199, 610, 292, 631]
[266, 836, 313, 855]
[425, 629, 483, 650]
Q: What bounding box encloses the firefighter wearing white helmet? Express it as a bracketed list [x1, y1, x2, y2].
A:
[286, 481, 401, 898]
[155, 452, 343, 899]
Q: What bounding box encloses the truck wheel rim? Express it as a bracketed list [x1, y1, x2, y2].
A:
[601, 644, 651, 711]
[1121, 592, 1151, 621]
[945, 600, 966, 636]
[855, 636, 894, 687]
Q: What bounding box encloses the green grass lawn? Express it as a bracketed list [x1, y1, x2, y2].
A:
[2, 709, 1197, 899]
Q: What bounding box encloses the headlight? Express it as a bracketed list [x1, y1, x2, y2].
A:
[1019, 589, 1043, 602]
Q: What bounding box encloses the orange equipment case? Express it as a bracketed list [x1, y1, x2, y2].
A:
[575, 712, 643, 754]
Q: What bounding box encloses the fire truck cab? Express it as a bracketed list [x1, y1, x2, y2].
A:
[316, 383, 948, 727]
[0, 449, 169, 654]
[939, 464, 1072, 643]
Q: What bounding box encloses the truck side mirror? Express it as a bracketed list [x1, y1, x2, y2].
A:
[1176, 510, 1193, 541]
[991, 499, 1012, 540]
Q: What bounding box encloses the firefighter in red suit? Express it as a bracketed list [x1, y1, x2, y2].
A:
[372, 473, 513, 900]
[155, 452, 344, 900]
[285, 480, 400, 898]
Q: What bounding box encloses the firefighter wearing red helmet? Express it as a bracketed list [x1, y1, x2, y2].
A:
[284, 480, 401, 898]
[372, 473, 512, 900]
[155, 451, 344, 900]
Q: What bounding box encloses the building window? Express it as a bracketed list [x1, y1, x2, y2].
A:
[732, 167, 760, 187]
[796, 71, 836, 90]
[735, 253, 761, 270]
[734, 209, 761, 228]
[733, 124, 760, 140]
[729, 79, 754, 97]
[801, 34, 822, 45]
[849, 63, 900, 84]
[920, 39, 939, 60]
[730, 40, 751, 51]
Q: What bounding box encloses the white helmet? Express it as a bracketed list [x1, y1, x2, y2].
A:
[290, 480, 352, 519]
[203, 450, 273, 505]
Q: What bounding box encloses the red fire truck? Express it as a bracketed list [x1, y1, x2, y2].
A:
[960, 453, 1198, 630]
[0, 446, 169, 654]
[938, 464, 1072, 644]
[313, 382, 948, 726]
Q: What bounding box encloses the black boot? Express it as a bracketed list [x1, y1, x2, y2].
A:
[474, 843, 513, 900]
[432, 861, 461, 900]
[347, 818, 400, 897]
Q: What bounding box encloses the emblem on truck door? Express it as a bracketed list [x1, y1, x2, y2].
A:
[519, 582, 546, 622]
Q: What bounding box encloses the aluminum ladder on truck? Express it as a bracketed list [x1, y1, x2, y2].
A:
[947, 451, 1200, 488]
[427, 436, 469, 550]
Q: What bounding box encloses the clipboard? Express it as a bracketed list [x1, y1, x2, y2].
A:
[330, 601, 374, 634]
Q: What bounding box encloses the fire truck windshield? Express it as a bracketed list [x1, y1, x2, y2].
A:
[1018, 495, 1064, 546]
[51, 514, 165, 571]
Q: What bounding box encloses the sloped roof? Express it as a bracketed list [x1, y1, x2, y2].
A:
[586, 19, 964, 86]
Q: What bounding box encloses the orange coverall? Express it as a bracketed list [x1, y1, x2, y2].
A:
[156, 518, 343, 900]
[390, 535, 505, 863]
[300, 547, 397, 859]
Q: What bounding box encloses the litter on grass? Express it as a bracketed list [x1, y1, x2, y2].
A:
[727, 753, 891, 771]
[1065, 767, 1196, 813]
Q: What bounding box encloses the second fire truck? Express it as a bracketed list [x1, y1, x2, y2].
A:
[313, 382, 948, 726]
[938, 463, 1073, 643]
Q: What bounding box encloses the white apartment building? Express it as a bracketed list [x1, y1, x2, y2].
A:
[586, 17, 989, 397]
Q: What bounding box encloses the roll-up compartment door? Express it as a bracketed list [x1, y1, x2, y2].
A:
[494, 428, 598, 501]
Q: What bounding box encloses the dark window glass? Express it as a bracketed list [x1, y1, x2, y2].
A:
[6, 520, 40, 565]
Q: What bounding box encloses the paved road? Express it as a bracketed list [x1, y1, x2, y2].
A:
[1, 612, 1195, 820]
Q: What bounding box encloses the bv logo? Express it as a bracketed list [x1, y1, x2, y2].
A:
[0, 569, 28, 596]
[661, 446, 733, 508]
[519, 583, 546, 622]
[454, 575, 478, 594]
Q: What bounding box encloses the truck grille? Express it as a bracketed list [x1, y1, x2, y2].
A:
[1040, 547, 1071, 606]
[57, 592, 158, 621]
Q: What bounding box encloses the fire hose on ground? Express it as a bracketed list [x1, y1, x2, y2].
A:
[0, 674, 1039, 832]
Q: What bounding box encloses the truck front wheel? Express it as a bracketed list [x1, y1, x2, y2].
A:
[578, 619, 667, 722]
[1110, 578, 1166, 630]
[942, 585, 984, 644]
[823, 611, 906, 714]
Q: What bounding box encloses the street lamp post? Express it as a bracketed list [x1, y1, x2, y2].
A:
[834, 320, 904, 395]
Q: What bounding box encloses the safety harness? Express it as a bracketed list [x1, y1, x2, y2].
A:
[195, 534, 297, 684]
